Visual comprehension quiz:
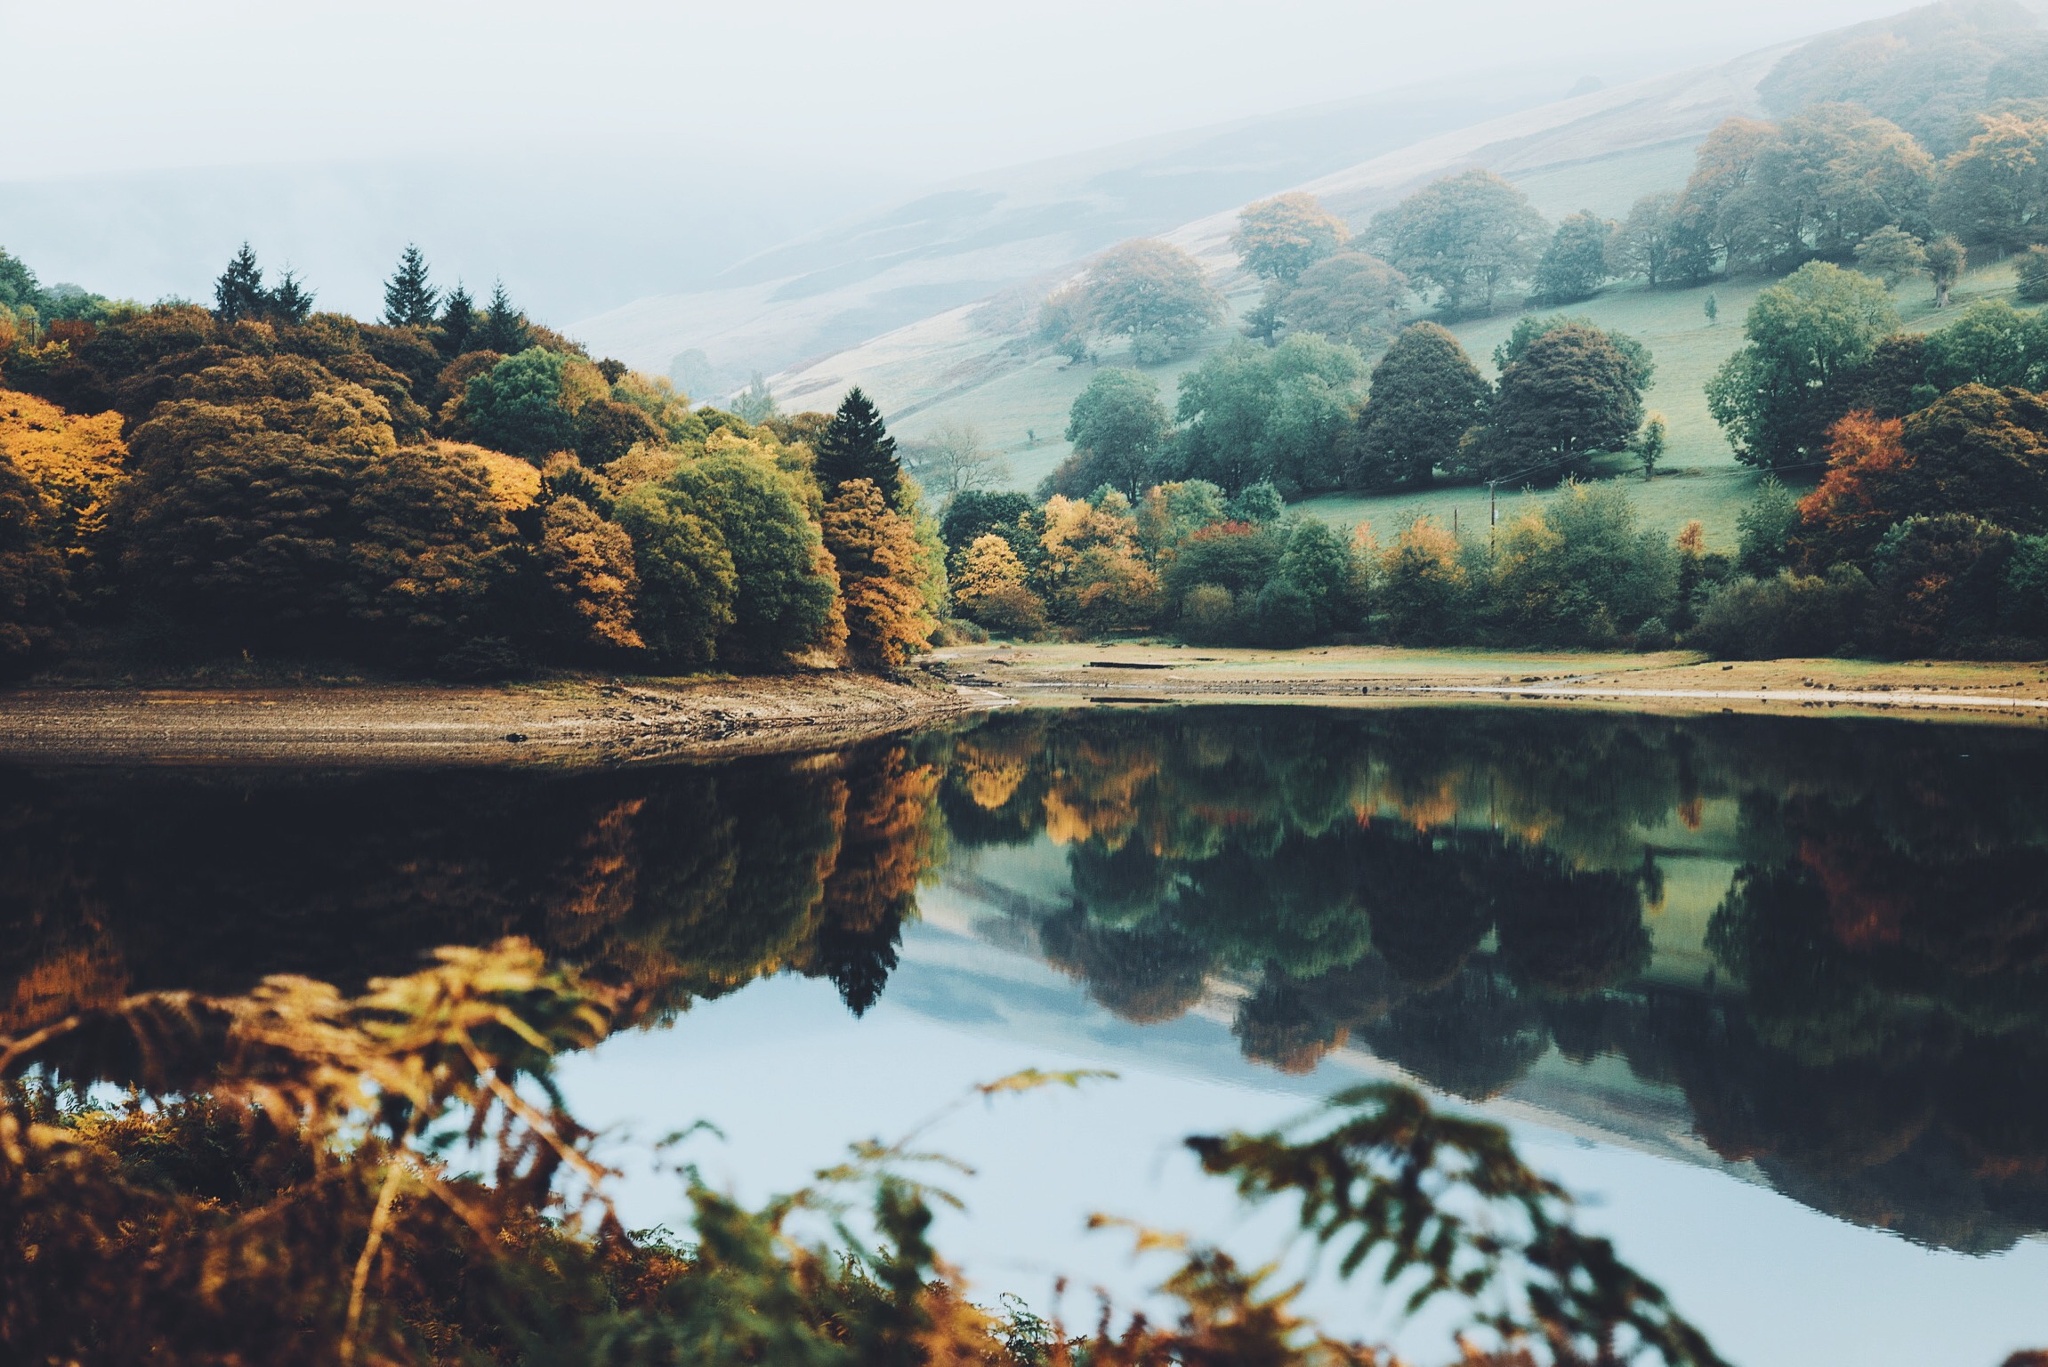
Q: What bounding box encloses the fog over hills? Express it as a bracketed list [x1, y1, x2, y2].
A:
[567, 69, 1572, 391]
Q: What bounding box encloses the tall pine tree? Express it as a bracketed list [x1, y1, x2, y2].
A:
[814, 387, 903, 508]
[479, 281, 529, 354]
[213, 242, 266, 322]
[440, 284, 476, 355]
[269, 268, 314, 323]
[382, 245, 439, 327]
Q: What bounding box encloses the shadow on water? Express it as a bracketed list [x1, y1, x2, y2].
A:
[5, 705, 2048, 1253]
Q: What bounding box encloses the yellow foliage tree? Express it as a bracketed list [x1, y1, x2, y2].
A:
[0, 388, 127, 567]
[951, 533, 1046, 636]
[821, 477, 936, 669]
[1040, 493, 1160, 630]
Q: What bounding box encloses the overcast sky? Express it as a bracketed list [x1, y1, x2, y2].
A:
[3, 0, 1929, 186]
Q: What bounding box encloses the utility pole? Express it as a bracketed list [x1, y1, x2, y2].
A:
[1488, 480, 1499, 552]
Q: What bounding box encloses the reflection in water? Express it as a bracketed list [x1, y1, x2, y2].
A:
[5, 707, 2048, 1255]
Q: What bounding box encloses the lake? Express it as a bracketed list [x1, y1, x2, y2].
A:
[4, 705, 2045, 1364]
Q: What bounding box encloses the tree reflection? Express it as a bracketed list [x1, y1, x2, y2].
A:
[938, 708, 2048, 1252]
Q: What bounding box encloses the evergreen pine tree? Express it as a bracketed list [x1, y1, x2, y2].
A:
[213, 242, 267, 322]
[440, 283, 477, 355]
[268, 268, 315, 323]
[479, 280, 529, 354]
[814, 387, 903, 507]
[382, 245, 439, 328]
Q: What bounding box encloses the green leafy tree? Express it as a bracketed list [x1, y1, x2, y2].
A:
[671, 452, 841, 665]
[1718, 104, 1935, 274]
[1470, 323, 1646, 482]
[1735, 476, 1799, 576]
[463, 348, 577, 459]
[1608, 192, 1683, 287]
[0, 246, 40, 312]
[1852, 224, 1927, 288]
[1346, 322, 1490, 488]
[1921, 299, 2035, 390]
[1493, 314, 1654, 392]
[814, 387, 904, 508]
[381, 245, 439, 328]
[1085, 239, 1223, 363]
[1275, 517, 1363, 637]
[1489, 482, 1677, 645]
[613, 481, 738, 666]
[1058, 368, 1172, 501]
[1531, 209, 1615, 303]
[1706, 261, 1900, 470]
[1270, 250, 1408, 349]
[939, 489, 1033, 559]
[1933, 112, 2048, 252]
[1230, 192, 1350, 285]
[2018, 244, 2048, 302]
[1364, 169, 1547, 317]
[1635, 412, 1669, 481]
[1170, 335, 1366, 495]
[212, 242, 267, 323]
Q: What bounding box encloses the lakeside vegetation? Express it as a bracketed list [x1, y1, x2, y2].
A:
[0, 245, 945, 680]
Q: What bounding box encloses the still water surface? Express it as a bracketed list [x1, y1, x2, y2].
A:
[5, 706, 2045, 1363]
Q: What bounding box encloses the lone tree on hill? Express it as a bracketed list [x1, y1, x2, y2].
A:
[213, 242, 267, 322]
[1365, 170, 1547, 317]
[1231, 193, 1350, 285]
[1346, 322, 1490, 489]
[1085, 239, 1223, 363]
[382, 245, 440, 328]
[816, 388, 904, 508]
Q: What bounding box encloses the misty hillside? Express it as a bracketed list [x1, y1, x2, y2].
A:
[757, 41, 1788, 443]
[566, 70, 1586, 391]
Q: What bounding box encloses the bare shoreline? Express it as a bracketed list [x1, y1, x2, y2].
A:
[0, 673, 993, 769]
[6, 643, 2048, 771]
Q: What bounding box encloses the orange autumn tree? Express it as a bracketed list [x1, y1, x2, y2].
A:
[1796, 410, 1912, 566]
[1039, 493, 1160, 631]
[821, 477, 935, 669]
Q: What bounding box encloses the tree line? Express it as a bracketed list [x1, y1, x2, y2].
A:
[0, 242, 946, 677]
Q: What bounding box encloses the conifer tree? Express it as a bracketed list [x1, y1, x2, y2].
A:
[382, 245, 439, 328]
[213, 242, 267, 322]
[269, 268, 314, 323]
[440, 284, 477, 354]
[814, 387, 903, 508]
[479, 280, 529, 354]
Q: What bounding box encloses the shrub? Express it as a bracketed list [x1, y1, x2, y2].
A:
[1688, 567, 1870, 659]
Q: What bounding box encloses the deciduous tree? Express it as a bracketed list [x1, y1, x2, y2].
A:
[1346, 322, 1489, 489]
[1270, 250, 1407, 349]
[1469, 323, 1645, 482]
[1531, 210, 1615, 303]
[821, 477, 934, 668]
[1365, 170, 1547, 317]
[1085, 239, 1223, 363]
[1706, 261, 1900, 469]
[1231, 193, 1350, 285]
[1057, 368, 1171, 501]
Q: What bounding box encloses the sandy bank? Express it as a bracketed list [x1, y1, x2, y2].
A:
[927, 644, 2048, 725]
[0, 673, 994, 768]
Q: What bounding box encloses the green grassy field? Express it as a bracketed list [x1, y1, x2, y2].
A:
[893, 183, 2027, 556]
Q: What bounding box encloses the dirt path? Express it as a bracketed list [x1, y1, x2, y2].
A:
[926, 644, 2048, 724]
[0, 674, 991, 768]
